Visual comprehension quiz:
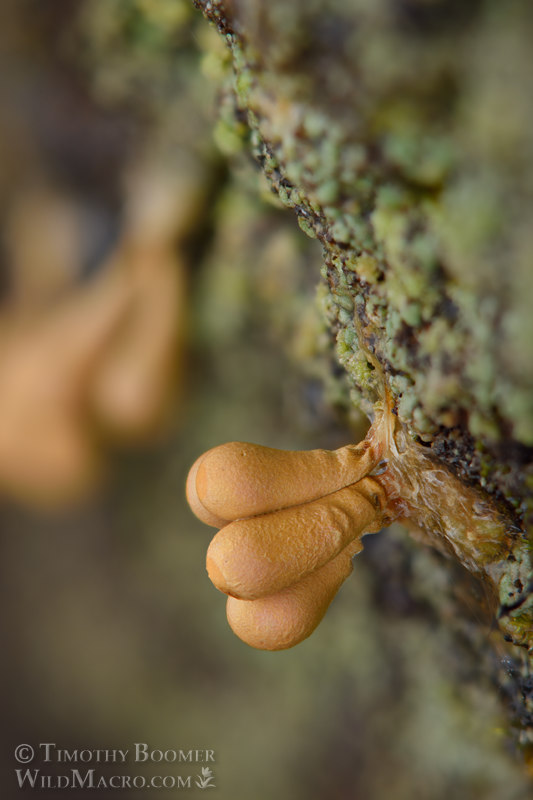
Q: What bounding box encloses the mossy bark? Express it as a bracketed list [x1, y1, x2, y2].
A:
[194, 0, 533, 758]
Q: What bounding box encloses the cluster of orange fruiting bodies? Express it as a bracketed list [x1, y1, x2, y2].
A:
[0, 255, 182, 508]
[0, 164, 188, 509]
[187, 440, 386, 649]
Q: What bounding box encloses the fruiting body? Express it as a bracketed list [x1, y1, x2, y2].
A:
[90, 250, 184, 440]
[226, 540, 362, 651]
[0, 267, 131, 507]
[207, 477, 384, 599]
[187, 439, 382, 524]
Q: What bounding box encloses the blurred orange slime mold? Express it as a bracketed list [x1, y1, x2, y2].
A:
[0, 166, 188, 509]
[0, 268, 132, 508]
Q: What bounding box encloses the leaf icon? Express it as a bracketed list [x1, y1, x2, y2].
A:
[195, 767, 215, 789]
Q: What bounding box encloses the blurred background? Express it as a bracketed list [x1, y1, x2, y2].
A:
[0, 1, 531, 798]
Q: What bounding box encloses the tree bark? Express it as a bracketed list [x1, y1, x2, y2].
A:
[194, 0, 533, 761]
